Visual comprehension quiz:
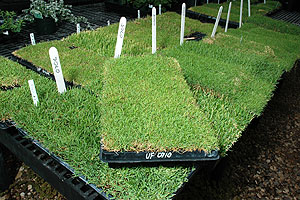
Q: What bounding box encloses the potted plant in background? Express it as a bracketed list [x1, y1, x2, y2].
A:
[0, 10, 24, 41]
[22, 0, 90, 35]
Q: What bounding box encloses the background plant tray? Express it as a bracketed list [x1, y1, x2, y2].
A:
[186, 10, 239, 28]
[100, 147, 219, 164]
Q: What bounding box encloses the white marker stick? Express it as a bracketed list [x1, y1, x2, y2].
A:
[180, 3, 186, 46]
[107, 20, 110, 26]
[138, 10, 140, 19]
[76, 23, 80, 33]
[28, 80, 39, 106]
[218, 0, 220, 4]
[248, 0, 251, 17]
[211, 6, 223, 38]
[194, 0, 197, 7]
[152, 7, 156, 54]
[207, 0, 209, 4]
[49, 47, 66, 94]
[30, 33, 36, 45]
[114, 17, 127, 58]
[225, 2, 232, 32]
[239, 0, 243, 28]
[264, 0, 266, 4]
[159, 4, 161, 15]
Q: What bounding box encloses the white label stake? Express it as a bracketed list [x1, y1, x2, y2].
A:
[264, 0, 266, 4]
[138, 10, 140, 19]
[30, 33, 36, 45]
[49, 47, 66, 94]
[107, 20, 110, 26]
[180, 3, 186, 46]
[114, 17, 127, 58]
[28, 80, 39, 106]
[76, 23, 80, 33]
[207, 0, 209, 4]
[194, 0, 197, 7]
[248, 0, 251, 17]
[152, 7, 156, 54]
[239, 0, 243, 28]
[159, 4, 161, 15]
[218, 0, 220, 4]
[225, 2, 232, 32]
[211, 6, 223, 38]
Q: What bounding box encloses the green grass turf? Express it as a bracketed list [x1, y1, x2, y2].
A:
[101, 55, 218, 152]
[0, 56, 193, 200]
[0, 56, 33, 88]
[2, 3, 300, 199]
[190, 0, 280, 23]
[160, 41, 284, 152]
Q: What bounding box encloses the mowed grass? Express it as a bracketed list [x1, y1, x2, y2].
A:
[190, 0, 280, 23]
[0, 56, 192, 200]
[101, 55, 218, 152]
[0, 56, 33, 88]
[161, 41, 284, 152]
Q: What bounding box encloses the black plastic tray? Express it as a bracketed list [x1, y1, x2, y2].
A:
[100, 146, 219, 165]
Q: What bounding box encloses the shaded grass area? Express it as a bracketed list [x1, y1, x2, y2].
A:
[190, 0, 280, 22]
[2, 3, 300, 199]
[0, 56, 192, 200]
[101, 55, 218, 152]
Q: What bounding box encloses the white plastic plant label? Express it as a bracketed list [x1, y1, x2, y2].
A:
[138, 10, 140, 19]
[225, 1, 232, 32]
[30, 33, 36, 45]
[248, 0, 251, 17]
[180, 3, 186, 46]
[264, 0, 266, 4]
[49, 47, 66, 94]
[77, 23, 80, 33]
[107, 20, 110, 26]
[114, 17, 127, 58]
[159, 4, 161, 15]
[211, 6, 223, 38]
[239, 0, 243, 28]
[28, 80, 39, 106]
[152, 7, 156, 54]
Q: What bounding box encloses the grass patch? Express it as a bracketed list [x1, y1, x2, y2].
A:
[101, 55, 218, 152]
[0, 56, 33, 88]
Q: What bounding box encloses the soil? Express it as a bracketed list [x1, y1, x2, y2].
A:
[1, 63, 299, 200]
